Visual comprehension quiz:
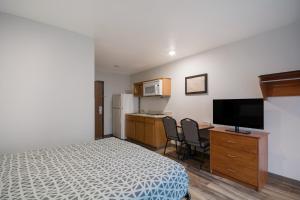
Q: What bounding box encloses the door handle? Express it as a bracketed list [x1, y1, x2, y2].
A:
[226, 140, 236, 144]
[227, 154, 238, 158]
[98, 106, 102, 115]
[226, 168, 236, 173]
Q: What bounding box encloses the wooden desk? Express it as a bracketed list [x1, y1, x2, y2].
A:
[176, 122, 214, 130]
[177, 123, 214, 140]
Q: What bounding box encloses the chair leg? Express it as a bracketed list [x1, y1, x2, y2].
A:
[179, 142, 185, 160]
[175, 141, 178, 152]
[177, 141, 181, 160]
[182, 144, 189, 161]
[190, 145, 195, 156]
[184, 191, 191, 200]
[199, 151, 205, 169]
[187, 145, 192, 159]
[164, 139, 169, 155]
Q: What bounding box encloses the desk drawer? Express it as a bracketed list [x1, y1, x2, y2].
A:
[211, 146, 258, 186]
[211, 131, 257, 154]
[134, 116, 145, 122]
[126, 115, 145, 122]
[211, 145, 258, 170]
[126, 115, 135, 121]
[213, 163, 258, 186]
[145, 117, 155, 124]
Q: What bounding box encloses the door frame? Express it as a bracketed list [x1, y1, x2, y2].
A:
[95, 81, 104, 139]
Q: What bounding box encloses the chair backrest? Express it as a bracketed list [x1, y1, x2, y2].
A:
[180, 118, 200, 145]
[162, 116, 179, 139]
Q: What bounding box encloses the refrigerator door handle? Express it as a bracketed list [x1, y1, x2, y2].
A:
[98, 106, 102, 115]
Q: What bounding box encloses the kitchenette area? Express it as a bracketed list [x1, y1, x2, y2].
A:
[125, 113, 168, 149]
[112, 77, 171, 148]
[127, 78, 172, 148]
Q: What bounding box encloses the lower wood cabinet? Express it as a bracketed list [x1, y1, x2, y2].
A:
[135, 121, 145, 143]
[210, 128, 269, 191]
[126, 115, 166, 148]
[144, 118, 155, 146]
[125, 117, 135, 139]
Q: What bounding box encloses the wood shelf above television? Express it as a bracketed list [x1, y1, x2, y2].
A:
[258, 70, 300, 99]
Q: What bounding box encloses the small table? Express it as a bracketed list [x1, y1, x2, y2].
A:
[177, 122, 214, 130]
[177, 123, 214, 139]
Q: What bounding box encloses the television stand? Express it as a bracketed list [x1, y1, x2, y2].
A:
[210, 127, 269, 190]
[226, 126, 251, 134]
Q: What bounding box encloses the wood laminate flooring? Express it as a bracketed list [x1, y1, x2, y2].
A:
[156, 146, 300, 200]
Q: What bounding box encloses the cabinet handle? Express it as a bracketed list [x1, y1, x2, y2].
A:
[226, 140, 236, 144]
[226, 168, 236, 173]
[227, 154, 238, 158]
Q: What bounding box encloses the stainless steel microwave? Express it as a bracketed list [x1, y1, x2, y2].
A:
[143, 80, 163, 96]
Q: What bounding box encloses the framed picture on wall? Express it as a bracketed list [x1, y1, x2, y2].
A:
[185, 73, 208, 95]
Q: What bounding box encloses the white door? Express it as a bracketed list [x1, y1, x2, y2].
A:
[112, 108, 121, 138]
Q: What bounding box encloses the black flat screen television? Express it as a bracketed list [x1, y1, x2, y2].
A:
[213, 98, 264, 132]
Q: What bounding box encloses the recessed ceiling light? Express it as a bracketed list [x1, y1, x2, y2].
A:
[169, 50, 176, 56]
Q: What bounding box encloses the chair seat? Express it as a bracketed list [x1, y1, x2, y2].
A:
[200, 140, 209, 148]
[168, 132, 184, 141]
[186, 139, 209, 149]
[178, 132, 184, 141]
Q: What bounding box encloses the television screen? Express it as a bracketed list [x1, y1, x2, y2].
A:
[213, 98, 264, 129]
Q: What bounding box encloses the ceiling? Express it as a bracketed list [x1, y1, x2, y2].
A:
[1, 0, 300, 74]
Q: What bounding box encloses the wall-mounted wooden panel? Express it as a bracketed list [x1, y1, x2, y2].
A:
[259, 70, 300, 99]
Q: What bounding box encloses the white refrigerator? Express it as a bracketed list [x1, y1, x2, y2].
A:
[112, 94, 138, 139]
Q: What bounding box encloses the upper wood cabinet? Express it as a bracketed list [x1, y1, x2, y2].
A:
[133, 82, 143, 97]
[133, 78, 171, 97]
[161, 78, 171, 96]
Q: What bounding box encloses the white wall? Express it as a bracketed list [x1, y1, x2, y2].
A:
[0, 13, 95, 152]
[131, 22, 300, 180]
[95, 70, 131, 135]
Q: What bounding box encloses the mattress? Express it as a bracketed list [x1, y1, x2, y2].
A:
[0, 138, 188, 199]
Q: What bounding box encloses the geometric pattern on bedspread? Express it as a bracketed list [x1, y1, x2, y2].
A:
[0, 138, 188, 200]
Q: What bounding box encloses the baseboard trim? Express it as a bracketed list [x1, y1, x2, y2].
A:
[104, 134, 113, 138]
[268, 172, 300, 186]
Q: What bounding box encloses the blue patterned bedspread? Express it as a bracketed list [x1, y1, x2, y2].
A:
[0, 138, 188, 199]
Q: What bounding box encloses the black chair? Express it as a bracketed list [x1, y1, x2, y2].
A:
[162, 116, 184, 159]
[180, 118, 210, 168]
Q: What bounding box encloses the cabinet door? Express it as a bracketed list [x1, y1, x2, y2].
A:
[144, 119, 156, 147]
[126, 119, 135, 139]
[138, 84, 143, 96]
[162, 78, 171, 96]
[135, 121, 145, 143]
[133, 84, 139, 96]
[155, 119, 167, 148]
[134, 82, 143, 97]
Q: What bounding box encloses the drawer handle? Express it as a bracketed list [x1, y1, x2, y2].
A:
[226, 168, 236, 173]
[226, 140, 236, 144]
[227, 154, 238, 158]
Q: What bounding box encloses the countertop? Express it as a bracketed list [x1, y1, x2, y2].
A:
[126, 113, 169, 118]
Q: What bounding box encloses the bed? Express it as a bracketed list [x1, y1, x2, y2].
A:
[0, 138, 189, 199]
